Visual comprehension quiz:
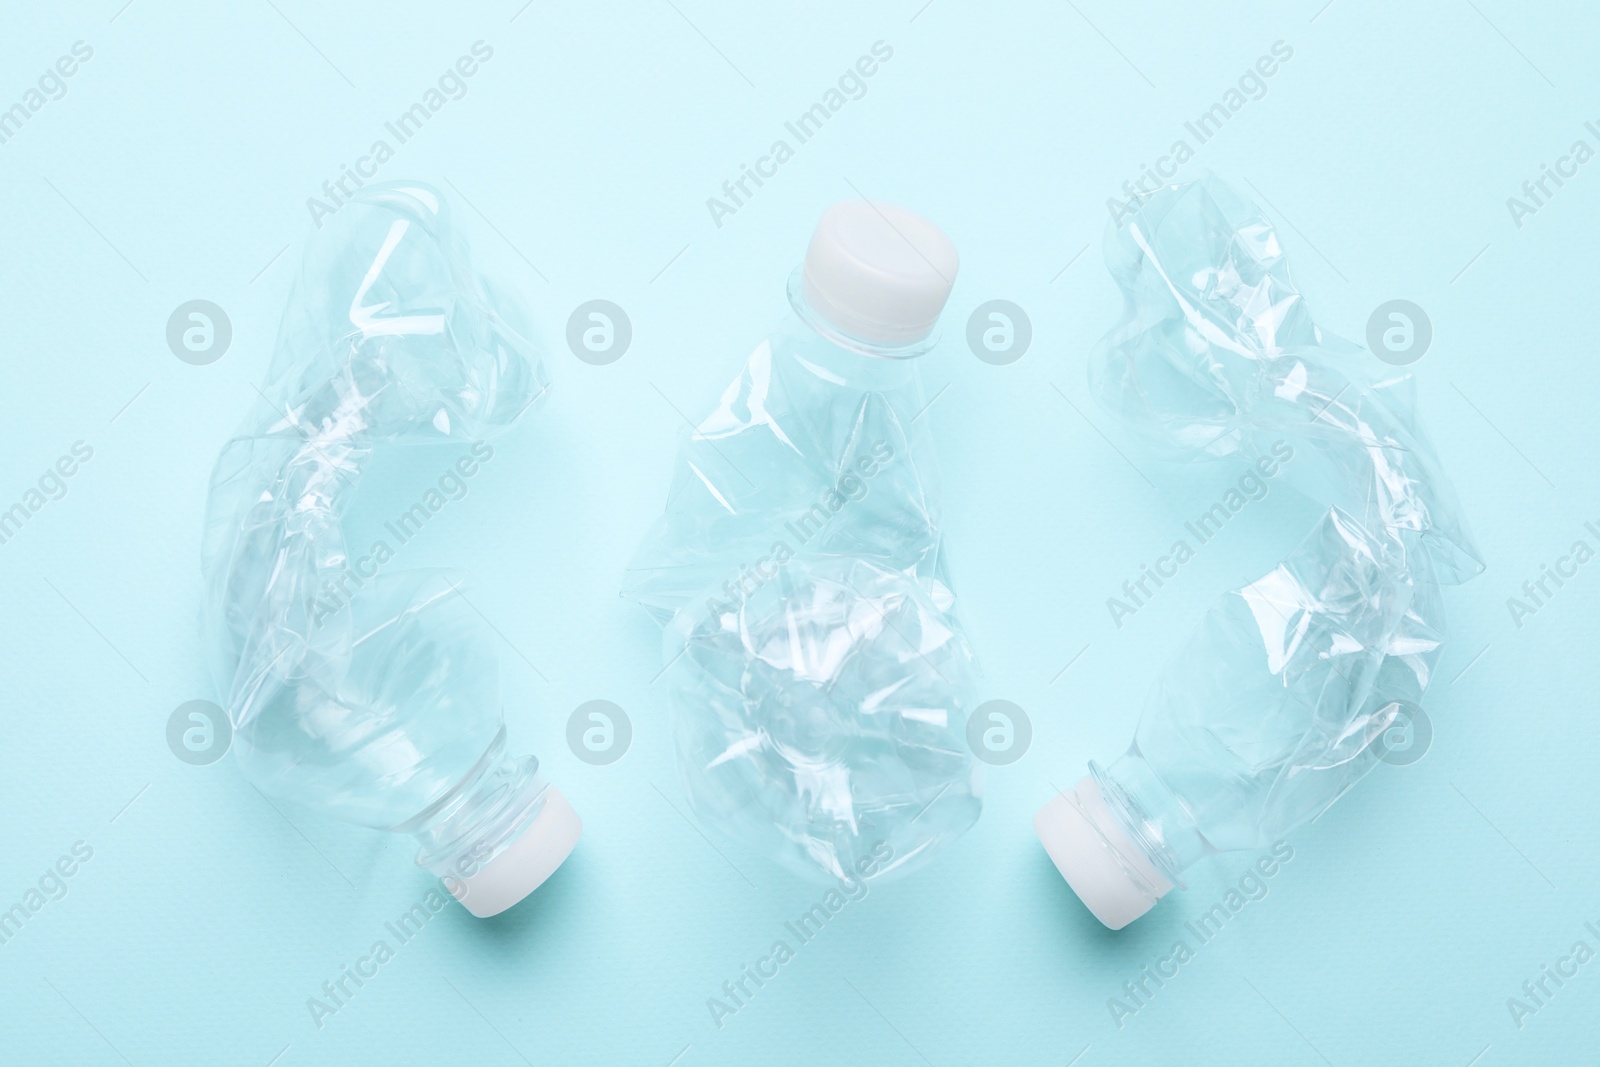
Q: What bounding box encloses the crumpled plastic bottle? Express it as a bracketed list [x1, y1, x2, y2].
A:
[1036, 174, 1483, 928]
[201, 181, 580, 917]
[623, 200, 982, 883]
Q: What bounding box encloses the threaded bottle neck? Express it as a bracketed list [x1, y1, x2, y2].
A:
[1093, 748, 1206, 887]
[787, 268, 939, 362]
[412, 732, 549, 891]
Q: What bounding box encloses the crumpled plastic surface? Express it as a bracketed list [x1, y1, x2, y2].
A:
[201, 181, 547, 831]
[624, 308, 981, 883]
[1090, 175, 1483, 863]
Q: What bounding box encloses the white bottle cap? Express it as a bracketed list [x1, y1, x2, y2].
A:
[802, 199, 959, 347]
[447, 786, 582, 918]
[1035, 776, 1172, 930]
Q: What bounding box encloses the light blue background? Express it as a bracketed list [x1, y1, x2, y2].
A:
[2, 1, 1596, 1064]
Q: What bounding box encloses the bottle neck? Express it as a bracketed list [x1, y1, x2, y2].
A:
[411, 729, 550, 891]
[787, 267, 939, 364]
[1093, 749, 1207, 887]
[783, 267, 935, 436]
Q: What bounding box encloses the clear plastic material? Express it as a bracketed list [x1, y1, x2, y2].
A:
[201, 181, 574, 913]
[623, 269, 982, 884]
[1046, 174, 1483, 922]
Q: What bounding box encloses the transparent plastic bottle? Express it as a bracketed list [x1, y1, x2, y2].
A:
[201, 182, 579, 917]
[623, 200, 981, 882]
[1036, 175, 1481, 928]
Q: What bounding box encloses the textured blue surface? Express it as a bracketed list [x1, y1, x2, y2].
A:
[1, 2, 1595, 1064]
